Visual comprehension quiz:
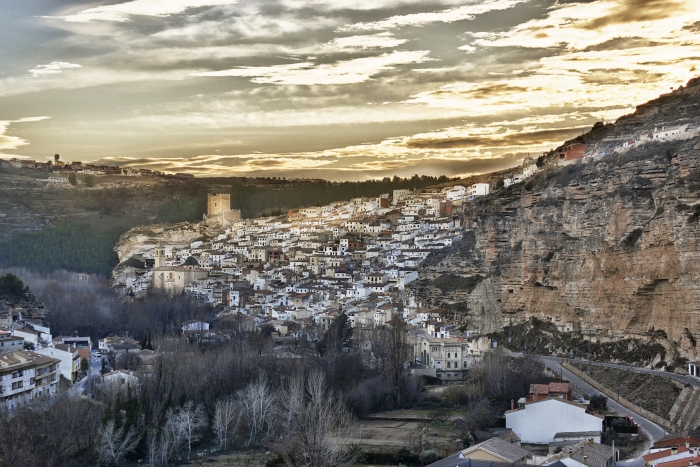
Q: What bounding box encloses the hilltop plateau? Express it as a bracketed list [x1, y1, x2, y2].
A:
[417, 76, 700, 363]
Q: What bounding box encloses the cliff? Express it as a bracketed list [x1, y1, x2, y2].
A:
[113, 221, 215, 263]
[421, 77, 700, 362]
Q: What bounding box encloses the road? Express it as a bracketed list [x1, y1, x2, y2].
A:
[569, 359, 700, 388]
[540, 356, 667, 443]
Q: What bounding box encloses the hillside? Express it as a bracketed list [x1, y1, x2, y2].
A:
[0, 171, 448, 274]
[416, 76, 700, 363]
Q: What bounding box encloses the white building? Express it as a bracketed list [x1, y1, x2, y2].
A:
[523, 164, 538, 178]
[505, 398, 603, 444]
[469, 183, 490, 197]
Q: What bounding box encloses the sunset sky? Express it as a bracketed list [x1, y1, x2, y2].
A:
[0, 0, 698, 180]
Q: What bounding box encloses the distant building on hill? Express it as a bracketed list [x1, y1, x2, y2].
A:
[559, 143, 586, 161]
[204, 193, 241, 225]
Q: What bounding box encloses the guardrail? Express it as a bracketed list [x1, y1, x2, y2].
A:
[562, 362, 676, 432]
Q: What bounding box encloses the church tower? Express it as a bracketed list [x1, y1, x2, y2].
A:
[154, 241, 165, 268]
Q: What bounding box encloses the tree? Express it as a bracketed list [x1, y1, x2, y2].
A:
[589, 394, 608, 411]
[176, 401, 207, 459]
[386, 317, 411, 406]
[68, 173, 77, 186]
[316, 312, 352, 357]
[238, 377, 277, 446]
[84, 175, 95, 187]
[96, 420, 140, 466]
[0, 273, 26, 296]
[277, 371, 357, 467]
[80, 357, 89, 373]
[213, 396, 242, 451]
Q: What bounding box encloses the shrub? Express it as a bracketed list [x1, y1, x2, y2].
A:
[589, 394, 608, 411]
[0, 273, 27, 296]
[420, 450, 439, 465]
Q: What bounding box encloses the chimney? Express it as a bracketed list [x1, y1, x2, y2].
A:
[511, 399, 515, 410]
[568, 449, 573, 458]
[589, 439, 594, 447]
[584, 456, 588, 465]
[582, 446, 585, 457]
[673, 448, 678, 456]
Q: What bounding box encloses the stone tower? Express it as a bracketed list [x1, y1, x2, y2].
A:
[205, 193, 241, 225]
[207, 193, 230, 217]
[154, 241, 165, 268]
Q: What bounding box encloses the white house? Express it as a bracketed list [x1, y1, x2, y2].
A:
[468, 183, 490, 197]
[506, 398, 603, 444]
[523, 164, 538, 178]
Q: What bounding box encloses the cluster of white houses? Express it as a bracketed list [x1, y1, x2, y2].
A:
[114, 187, 504, 379]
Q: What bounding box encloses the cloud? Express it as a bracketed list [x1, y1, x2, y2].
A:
[191, 50, 434, 85]
[57, 0, 239, 23]
[28, 62, 81, 77]
[0, 117, 51, 153]
[340, 0, 529, 31]
[325, 33, 408, 51]
[406, 127, 583, 148]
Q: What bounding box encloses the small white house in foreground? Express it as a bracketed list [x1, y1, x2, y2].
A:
[505, 398, 603, 444]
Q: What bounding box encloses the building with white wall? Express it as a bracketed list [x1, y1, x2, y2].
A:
[469, 183, 490, 197]
[506, 398, 603, 444]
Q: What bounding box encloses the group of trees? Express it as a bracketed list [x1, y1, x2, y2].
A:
[0, 268, 211, 340]
[0, 268, 552, 466]
[0, 222, 122, 276]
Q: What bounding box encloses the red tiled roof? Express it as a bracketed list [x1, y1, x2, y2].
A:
[529, 382, 573, 395]
[530, 384, 550, 394]
[549, 382, 574, 393]
[644, 447, 689, 462]
[655, 455, 700, 467]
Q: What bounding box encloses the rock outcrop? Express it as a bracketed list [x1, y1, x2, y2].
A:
[422, 77, 700, 361]
[114, 222, 210, 263]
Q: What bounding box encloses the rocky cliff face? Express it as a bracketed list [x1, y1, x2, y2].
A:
[422, 77, 700, 361]
[113, 222, 211, 263]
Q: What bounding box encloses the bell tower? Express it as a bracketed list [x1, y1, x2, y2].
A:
[154, 241, 165, 268]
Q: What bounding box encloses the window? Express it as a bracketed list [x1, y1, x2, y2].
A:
[463, 361, 468, 368]
[447, 362, 451, 368]
[447, 352, 450, 358]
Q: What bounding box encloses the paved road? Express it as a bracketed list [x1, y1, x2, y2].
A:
[540, 356, 668, 443]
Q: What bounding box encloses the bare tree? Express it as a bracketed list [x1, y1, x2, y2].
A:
[97, 420, 141, 466]
[178, 401, 207, 459]
[238, 377, 277, 446]
[277, 371, 358, 467]
[213, 396, 242, 451]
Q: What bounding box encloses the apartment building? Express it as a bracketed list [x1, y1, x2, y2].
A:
[0, 350, 60, 410]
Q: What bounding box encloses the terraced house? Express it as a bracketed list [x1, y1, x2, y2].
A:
[0, 350, 60, 410]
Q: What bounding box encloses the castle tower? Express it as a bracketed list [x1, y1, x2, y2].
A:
[207, 193, 231, 218]
[154, 241, 165, 269]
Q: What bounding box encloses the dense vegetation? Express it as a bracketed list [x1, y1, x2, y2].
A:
[488, 317, 668, 366]
[230, 174, 450, 218]
[0, 273, 27, 296]
[0, 222, 122, 276]
[154, 198, 206, 223]
[432, 274, 484, 293]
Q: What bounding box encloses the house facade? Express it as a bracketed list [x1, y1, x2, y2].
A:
[506, 398, 603, 444]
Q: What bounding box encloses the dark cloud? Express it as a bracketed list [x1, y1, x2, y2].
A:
[583, 0, 686, 29]
[582, 36, 663, 52]
[405, 127, 582, 149]
[683, 21, 700, 33]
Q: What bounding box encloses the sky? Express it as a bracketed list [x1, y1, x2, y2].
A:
[0, 0, 698, 181]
